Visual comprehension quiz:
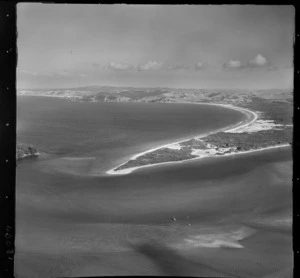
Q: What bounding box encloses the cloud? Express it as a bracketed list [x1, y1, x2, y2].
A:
[106, 62, 134, 71]
[248, 54, 268, 67]
[92, 63, 101, 68]
[223, 54, 269, 70]
[166, 64, 190, 70]
[57, 70, 72, 76]
[266, 65, 279, 71]
[52, 71, 87, 78]
[18, 70, 38, 76]
[223, 60, 242, 69]
[138, 61, 163, 71]
[195, 62, 206, 70]
[18, 69, 87, 78]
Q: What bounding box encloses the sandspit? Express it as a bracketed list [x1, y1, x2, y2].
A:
[106, 102, 289, 175]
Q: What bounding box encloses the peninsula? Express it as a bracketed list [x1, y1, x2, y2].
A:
[17, 87, 293, 174]
[16, 143, 39, 161]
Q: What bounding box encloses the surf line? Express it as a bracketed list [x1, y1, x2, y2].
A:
[106, 102, 286, 175]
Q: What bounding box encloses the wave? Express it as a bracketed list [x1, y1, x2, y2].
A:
[177, 226, 256, 249]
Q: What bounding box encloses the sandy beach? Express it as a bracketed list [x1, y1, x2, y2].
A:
[106, 102, 290, 175]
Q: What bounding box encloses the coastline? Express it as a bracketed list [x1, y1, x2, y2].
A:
[106, 102, 263, 175]
[106, 143, 290, 175]
[18, 95, 290, 175]
[17, 152, 40, 161]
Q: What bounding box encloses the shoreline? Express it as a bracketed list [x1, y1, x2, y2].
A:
[106, 144, 291, 175]
[17, 152, 40, 161]
[106, 102, 260, 175]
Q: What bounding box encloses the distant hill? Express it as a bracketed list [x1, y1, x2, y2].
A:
[17, 86, 293, 106]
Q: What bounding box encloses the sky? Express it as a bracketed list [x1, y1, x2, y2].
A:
[17, 4, 294, 90]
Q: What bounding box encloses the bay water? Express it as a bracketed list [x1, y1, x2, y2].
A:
[15, 96, 292, 277]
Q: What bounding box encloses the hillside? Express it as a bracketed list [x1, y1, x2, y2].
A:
[18, 87, 293, 106]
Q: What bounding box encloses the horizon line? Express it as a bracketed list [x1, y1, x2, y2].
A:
[16, 85, 293, 91]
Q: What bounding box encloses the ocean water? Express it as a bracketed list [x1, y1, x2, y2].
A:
[17, 96, 246, 174]
[15, 96, 292, 277]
